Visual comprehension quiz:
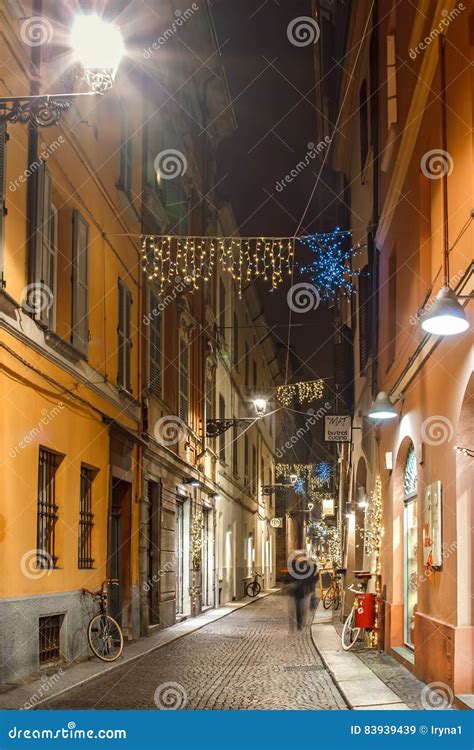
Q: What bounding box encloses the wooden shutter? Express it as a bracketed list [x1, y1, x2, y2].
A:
[118, 280, 125, 386]
[31, 162, 52, 326]
[149, 293, 161, 396]
[358, 266, 370, 373]
[0, 124, 7, 282]
[72, 210, 89, 355]
[125, 285, 132, 391]
[179, 338, 189, 423]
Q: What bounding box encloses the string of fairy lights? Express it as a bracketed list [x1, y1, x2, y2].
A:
[275, 379, 324, 406]
[141, 229, 363, 298]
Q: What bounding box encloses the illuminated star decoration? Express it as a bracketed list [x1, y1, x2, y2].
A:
[299, 228, 365, 300]
[314, 461, 332, 486]
[294, 478, 305, 494]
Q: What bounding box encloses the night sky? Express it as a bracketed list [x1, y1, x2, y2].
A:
[211, 0, 338, 401]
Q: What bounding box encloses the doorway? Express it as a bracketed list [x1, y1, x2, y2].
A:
[109, 479, 132, 627]
[403, 445, 418, 649]
[146, 481, 161, 626]
[201, 507, 214, 608]
[176, 499, 190, 616]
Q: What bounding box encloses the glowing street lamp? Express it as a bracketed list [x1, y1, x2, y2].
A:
[0, 14, 124, 127]
[70, 15, 125, 92]
[253, 398, 267, 417]
[367, 391, 398, 421]
[420, 286, 469, 336]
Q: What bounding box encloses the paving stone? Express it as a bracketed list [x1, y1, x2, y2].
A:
[40, 591, 347, 711]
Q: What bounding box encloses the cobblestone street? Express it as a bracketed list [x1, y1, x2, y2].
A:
[42, 592, 347, 710]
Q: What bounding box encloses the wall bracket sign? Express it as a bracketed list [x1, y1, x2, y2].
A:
[324, 414, 352, 443]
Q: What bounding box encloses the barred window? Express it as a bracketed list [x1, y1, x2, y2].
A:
[78, 465, 94, 569]
[37, 448, 59, 568]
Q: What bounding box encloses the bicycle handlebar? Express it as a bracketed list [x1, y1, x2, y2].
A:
[82, 579, 119, 597]
[348, 584, 364, 593]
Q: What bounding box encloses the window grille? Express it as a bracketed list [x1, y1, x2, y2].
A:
[39, 614, 62, 665]
[78, 465, 94, 568]
[37, 448, 59, 568]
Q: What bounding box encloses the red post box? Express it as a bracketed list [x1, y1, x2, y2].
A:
[354, 592, 376, 628]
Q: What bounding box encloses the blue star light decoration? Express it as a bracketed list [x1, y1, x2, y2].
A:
[299, 228, 364, 300]
[294, 478, 305, 494]
[315, 461, 332, 485]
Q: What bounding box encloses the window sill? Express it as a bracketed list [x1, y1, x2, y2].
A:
[45, 331, 86, 364]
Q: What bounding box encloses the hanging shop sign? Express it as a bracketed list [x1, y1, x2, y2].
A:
[322, 498, 335, 516]
[423, 481, 443, 572]
[270, 517, 283, 528]
[324, 414, 352, 443]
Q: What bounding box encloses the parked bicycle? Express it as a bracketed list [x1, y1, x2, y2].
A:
[322, 569, 344, 610]
[82, 579, 124, 662]
[245, 571, 262, 597]
[341, 582, 375, 651]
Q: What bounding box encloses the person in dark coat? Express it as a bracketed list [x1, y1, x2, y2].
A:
[288, 552, 318, 629]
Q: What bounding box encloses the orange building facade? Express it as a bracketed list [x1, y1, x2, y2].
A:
[318, 0, 473, 701]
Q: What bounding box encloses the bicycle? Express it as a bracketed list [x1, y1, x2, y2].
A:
[322, 570, 343, 610]
[341, 582, 374, 651]
[245, 571, 262, 597]
[82, 579, 124, 662]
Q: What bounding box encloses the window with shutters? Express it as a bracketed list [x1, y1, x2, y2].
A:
[244, 434, 249, 485]
[232, 312, 239, 366]
[118, 101, 132, 197]
[149, 293, 162, 397]
[251, 445, 257, 495]
[118, 279, 132, 391]
[232, 423, 238, 476]
[358, 266, 370, 374]
[253, 359, 257, 388]
[0, 123, 7, 284]
[386, 33, 398, 129]
[359, 79, 369, 171]
[205, 366, 213, 422]
[30, 162, 57, 327]
[244, 342, 249, 385]
[179, 337, 189, 423]
[218, 394, 225, 462]
[387, 248, 397, 369]
[72, 210, 89, 354]
[218, 280, 225, 340]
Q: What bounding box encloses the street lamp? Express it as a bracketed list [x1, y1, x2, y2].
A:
[205, 398, 268, 437]
[0, 14, 124, 127]
[367, 391, 398, 421]
[420, 286, 469, 336]
[70, 15, 125, 92]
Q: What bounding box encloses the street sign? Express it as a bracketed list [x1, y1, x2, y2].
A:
[324, 414, 352, 443]
[270, 517, 283, 528]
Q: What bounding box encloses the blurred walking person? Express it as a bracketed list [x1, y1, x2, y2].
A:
[287, 551, 318, 630]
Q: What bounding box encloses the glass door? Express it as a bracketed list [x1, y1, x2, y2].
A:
[404, 497, 417, 648]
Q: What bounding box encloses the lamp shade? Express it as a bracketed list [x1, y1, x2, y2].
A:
[368, 391, 398, 420]
[421, 286, 469, 336]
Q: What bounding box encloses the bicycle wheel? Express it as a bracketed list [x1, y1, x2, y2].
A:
[88, 614, 124, 662]
[341, 609, 361, 651]
[246, 581, 261, 597]
[323, 589, 333, 609]
[333, 594, 341, 610]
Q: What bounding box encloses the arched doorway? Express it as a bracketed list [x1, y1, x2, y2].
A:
[403, 444, 418, 649]
[456, 375, 473, 630]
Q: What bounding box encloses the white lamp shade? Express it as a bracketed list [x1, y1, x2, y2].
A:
[421, 286, 469, 336]
[368, 391, 398, 420]
[71, 15, 124, 72]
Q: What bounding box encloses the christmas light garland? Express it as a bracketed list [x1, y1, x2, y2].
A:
[141, 235, 294, 296]
[300, 227, 365, 299]
[275, 463, 315, 479]
[275, 379, 324, 406]
[141, 229, 363, 298]
[454, 445, 474, 458]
